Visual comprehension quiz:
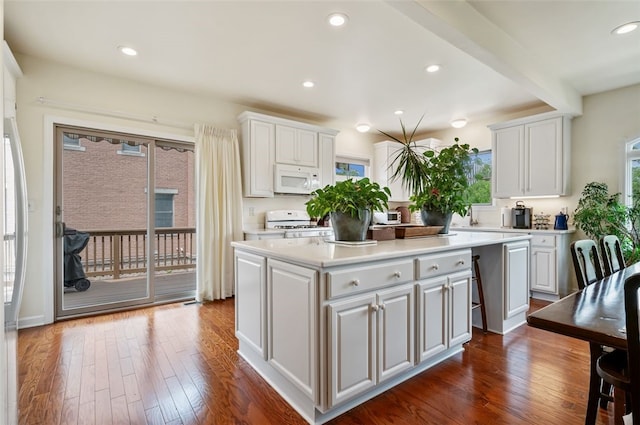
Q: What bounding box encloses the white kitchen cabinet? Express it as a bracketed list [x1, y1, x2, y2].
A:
[267, 259, 317, 400]
[238, 115, 275, 197]
[373, 139, 437, 202]
[530, 233, 572, 300]
[328, 283, 414, 407]
[490, 113, 571, 198]
[318, 133, 335, 187]
[234, 251, 267, 358]
[504, 241, 530, 319]
[416, 250, 472, 363]
[275, 125, 318, 167]
[238, 111, 338, 197]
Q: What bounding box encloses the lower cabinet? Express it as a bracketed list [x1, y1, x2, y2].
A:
[416, 270, 472, 362]
[235, 251, 267, 358]
[530, 233, 572, 299]
[504, 241, 530, 319]
[267, 259, 317, 401]
[327, 283, 414, 407]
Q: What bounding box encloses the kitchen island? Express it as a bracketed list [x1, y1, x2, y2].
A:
[232, 231, 531, 424]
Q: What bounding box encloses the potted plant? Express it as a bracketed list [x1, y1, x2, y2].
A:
[305, 177, 391, 241]
[379, 118, 477, 234]
[573, 181, 640, 263]
[408, 140, 477, 233]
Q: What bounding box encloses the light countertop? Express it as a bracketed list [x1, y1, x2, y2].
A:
[232, 231, 532, 268]
[452, 225, 576, 235]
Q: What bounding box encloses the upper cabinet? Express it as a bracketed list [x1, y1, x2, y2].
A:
[489, 112, 572, 198]
[238, 111, 338, 197]
[275, 125, 318, 167]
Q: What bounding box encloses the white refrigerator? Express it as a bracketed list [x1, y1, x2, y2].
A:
[2, 42, 27, 425]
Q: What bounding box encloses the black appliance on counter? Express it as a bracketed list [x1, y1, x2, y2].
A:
[512, 201, 532, 229]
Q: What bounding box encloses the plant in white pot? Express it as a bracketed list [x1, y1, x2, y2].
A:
[305, 178, 391, 241]
[379, 118, 477, 234]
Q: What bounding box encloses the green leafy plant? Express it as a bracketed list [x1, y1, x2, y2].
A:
[573, 181, 640, 264]
[408, 140, 478, 217]
[305, 177, 391, 220]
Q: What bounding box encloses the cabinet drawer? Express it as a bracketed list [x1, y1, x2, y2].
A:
[416, 250, 471, 279]
[531, 235, 556, 248]
[327, 260, 414, 299]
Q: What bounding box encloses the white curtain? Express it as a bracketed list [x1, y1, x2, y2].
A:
[194, 124, 243, 301]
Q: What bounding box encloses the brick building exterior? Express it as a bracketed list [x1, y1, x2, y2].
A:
[62, 134, 195, 232]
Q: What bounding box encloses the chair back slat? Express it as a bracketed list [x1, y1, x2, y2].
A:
[600, 235, 626, 276]
[571, 239, 604, 289]
[623, 274, 640, 425]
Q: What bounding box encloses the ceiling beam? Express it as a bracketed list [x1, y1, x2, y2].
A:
[386, 0, 583, 116]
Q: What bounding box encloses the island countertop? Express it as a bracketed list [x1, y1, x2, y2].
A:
[231, 231, 532, 268]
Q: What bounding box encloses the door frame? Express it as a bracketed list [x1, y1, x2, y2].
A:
[43, 115, 194, 323]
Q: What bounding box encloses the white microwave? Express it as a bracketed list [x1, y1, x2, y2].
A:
[274, 164, 320, 195]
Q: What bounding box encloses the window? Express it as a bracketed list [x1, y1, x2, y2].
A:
[118, 141, 145, 156]
[335, 155, 370, 182]
[155, 193, 174, 228]
[467, 150, 492, 205]
[624, 139, 640, 207]
[62, 133, 86, 151]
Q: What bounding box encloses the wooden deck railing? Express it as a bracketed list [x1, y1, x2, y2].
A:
[77, 227, 196, 279]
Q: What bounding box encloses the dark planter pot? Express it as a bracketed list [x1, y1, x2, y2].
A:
[330, 210, 371, 241]
[420, 209, 453, 234]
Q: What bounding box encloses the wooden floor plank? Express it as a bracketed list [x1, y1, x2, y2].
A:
[19, 298, 620, 425]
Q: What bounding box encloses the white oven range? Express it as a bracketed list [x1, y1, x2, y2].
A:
[265, 209, 333, 238]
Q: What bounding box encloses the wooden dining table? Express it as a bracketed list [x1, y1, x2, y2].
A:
[527, 262, 638, 425]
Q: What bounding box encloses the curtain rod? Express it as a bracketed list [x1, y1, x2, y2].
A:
[36, 96, 193, 130]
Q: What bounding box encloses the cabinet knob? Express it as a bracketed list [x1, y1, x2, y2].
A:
[379, 304, 385, 310]
[393, 271, 402, 278]
[351, 279, 360, 287]
[457, 259, 465, 265]
[431, 264, 439, 271]
[371, 304, 379, 312]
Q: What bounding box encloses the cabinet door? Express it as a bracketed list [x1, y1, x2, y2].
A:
[525, 117, 563, 196]
[246, 120, 275, 197]
[531, 246, 557, 293]
[328, 293, 377, 407]
[504, 241, 530, 319]
[319, 133, 335, 187]
[267, 260, 317, 399]
[275, 124, 297, 164]
[235, 251, 266, 357]
[492, 126, 524, 198]
[448, 270, 472, 347]
[377, 284, 414, 382]
[416, 277, 447, 362]
[296, 129, 318, 167]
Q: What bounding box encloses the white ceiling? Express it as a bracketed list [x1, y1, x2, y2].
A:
[4, 0, 640, 135]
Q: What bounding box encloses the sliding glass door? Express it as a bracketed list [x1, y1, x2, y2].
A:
[54, 125, 195, 318]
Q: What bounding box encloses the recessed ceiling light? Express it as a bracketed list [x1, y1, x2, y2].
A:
[356, 123, 371, 133]
[302, 81, 315, 88]
[425, 64, 440, 73]
[394, 110, 404, 115]
[327, 13, 349, 27]
[118, 45, 138, 56]
[612, 21, 640, 35]
[450, 119, 467, 128]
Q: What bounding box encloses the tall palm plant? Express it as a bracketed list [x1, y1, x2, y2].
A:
[377, 116, 427, 195]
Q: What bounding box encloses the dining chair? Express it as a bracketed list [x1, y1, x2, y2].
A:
[570, 239, 614, 410]
[600, 235, 626, 276]
[571, 239, 605, 289]
[596, 273, 640, 425]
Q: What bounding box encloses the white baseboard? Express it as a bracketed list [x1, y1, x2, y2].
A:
[18, 315, 47, 329]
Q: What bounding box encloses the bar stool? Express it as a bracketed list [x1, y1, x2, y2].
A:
[472, 254, 488, 333]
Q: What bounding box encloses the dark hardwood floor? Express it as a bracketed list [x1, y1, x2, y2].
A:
[17, 298, 616, 425]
